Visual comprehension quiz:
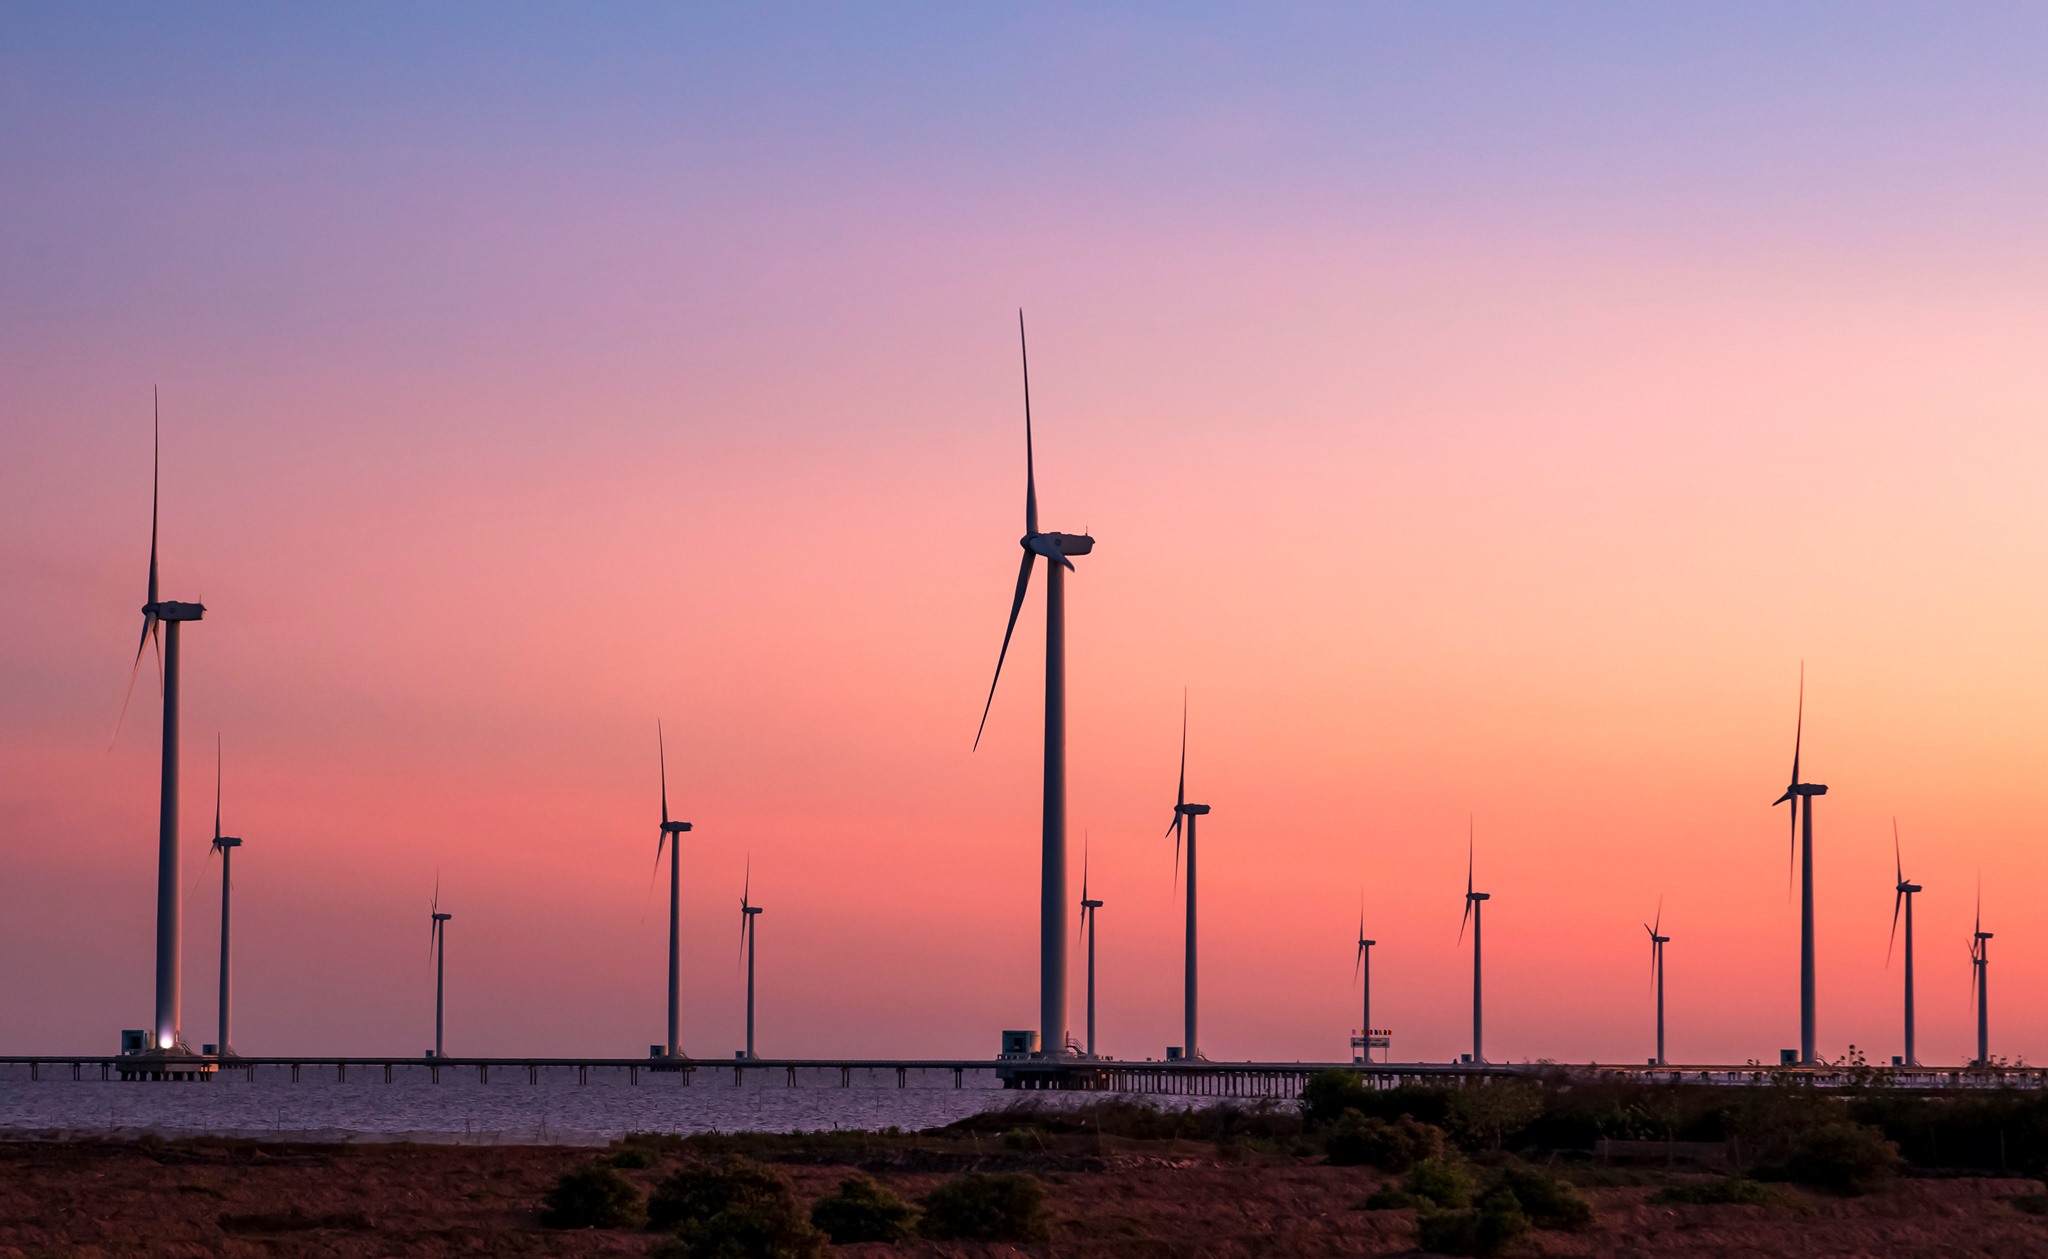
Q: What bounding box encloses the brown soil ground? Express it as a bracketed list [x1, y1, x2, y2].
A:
[2, 1136, 2046, 1258]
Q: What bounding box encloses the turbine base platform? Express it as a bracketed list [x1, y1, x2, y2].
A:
[996, 1059, 1112, 1090]
[115, 1052, 215, 1082]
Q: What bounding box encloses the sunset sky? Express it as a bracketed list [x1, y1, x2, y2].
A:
[5, 5, 2048, 1068]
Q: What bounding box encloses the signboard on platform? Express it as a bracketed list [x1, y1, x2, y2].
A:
[1350, 1028, 1392, 1064]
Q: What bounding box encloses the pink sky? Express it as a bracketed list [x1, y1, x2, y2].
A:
[4, 6, 2048, 1066]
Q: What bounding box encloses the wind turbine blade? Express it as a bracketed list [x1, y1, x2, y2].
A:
[973, 550, 1036, 750]
[1081, 833, 1089, 904]
[658, 720, 670, 827]
[1167, 692, 1187, 838]
[149, 388, 160, 611]
[1353, 940, 1363, 984]
[1894, 817, 1903, 886]
[213, 733, 222, 845]
[1653, 895, 1662, 937]
[1459, 895, 1472, 944]
[1466, 818, 1474, 900]
[1020, 310, 1037, 538]
[1790, 660, 1804, 787]
[1887, 888, 1903, 968]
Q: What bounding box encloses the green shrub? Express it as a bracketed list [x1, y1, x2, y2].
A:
[1401, 1157, 1475, 1210]
[2009, 1192, 2048, 1216]
[609, 1145, 657, 1170]
[648, 1196, 828, 1259]
[1648, 1177, 1776, 1206]
[648, 1157, 791, 1231]
[1448, 1081, 1545, 1151]
[919, 1172, 1052, 1243]
[540, 1164, 646, 1229]
[1413, 1188, 1529, 1257]
[1757, 1121, 1901, 1196]
[1301, 1068, 1373, 1128]
[1361, 1185, 1416, 1210]
[1491, 1165, 1593, 1230]
[810, 1174, 919, 1244]
[1325, 1113, 1447, 1171]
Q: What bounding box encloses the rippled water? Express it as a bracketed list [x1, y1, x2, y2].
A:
[0, 1063, 1097, 1144]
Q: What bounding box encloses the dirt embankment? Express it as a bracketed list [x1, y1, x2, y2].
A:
[2, 1137, 2047, 1257]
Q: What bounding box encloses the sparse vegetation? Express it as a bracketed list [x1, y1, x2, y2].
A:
[540, 1163, 646, 1229]
[809, 1173, 919, 1243]
[1650, 1177, 1778, 1206]
[919, 1171, 1052, 1242]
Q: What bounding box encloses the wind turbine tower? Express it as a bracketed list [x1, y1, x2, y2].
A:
[973, 312, 1095, 1059]
[117, 394, 207, 1054]
[1770, 665, 1828, 1065]
[1460, 823, 1489, 1064]
[654, 722, 693, 1058]
[1971, 886, 1992, 1067]
[1079, 842, 1103, 1058]
[1353, 900, 1375, 1059]
[210, 737, 243, 1057]
[428, 882, 451, 1058]
[739, 861, 763, 1060]
[1888, 821, 1921, 1067]
[1644, 901, 1668, 1066]
[1166, 700, 1210, 1061]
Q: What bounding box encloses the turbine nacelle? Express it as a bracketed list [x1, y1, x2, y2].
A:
[1898, 882, 1921, 894]
[1467, 891, 1491, 902]
[148, 599, 206, 621]
[1771, 782, 1828, 805]
[211, 835, 242, 851]
[432, 912, 452, 923]
[1022, 531, 1094, 563]
[661, 821, 693, 835]
[1176, 802, 1211, 817]
[1081, 898, 1103, 910]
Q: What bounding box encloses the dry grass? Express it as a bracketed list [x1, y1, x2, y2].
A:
[1, 1137, 2046, 1257]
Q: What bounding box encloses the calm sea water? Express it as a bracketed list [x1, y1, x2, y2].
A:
[0, 1063, 1158, 1144]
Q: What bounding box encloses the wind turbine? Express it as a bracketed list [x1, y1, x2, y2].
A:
[1644, 900, 1668, 1066]
[209, 736, 243, 1058]
[1078, 838, 1103, 1059]
[428, 879, 451, 1058]
[1770, 664, 1827, 1065]
[1970, 882, 1992, 1067]
[654, 722, 693, 1058]
[739, 859, 763, 1060]
[1459, 821, 1489, 1065]
[1888, 820, 1921, 1067]
[1165, 698, 1210, 1061]
[972, 311, 1095, 1060]
[114, 392, 206, 1054]
[1353, 896, 1375, 1062]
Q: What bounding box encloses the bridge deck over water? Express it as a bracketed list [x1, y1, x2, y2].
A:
[2, 1055, 2041, 1094]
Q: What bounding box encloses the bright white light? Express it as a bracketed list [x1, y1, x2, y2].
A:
[158, 1034, 173, 1050]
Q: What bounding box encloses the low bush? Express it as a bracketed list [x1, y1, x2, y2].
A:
[1413, 1188, 1529, 1257]
[540, 1164, 646, 1230]
[1648, 1177, 1776, 1206]
[2009, 1192, 2048, 1216]
[609, 1145, 657, 1170]
[1360, 1185, 1416, 1210]
[810, 1173, 919, 1244]
[1490, 1164, 1594, 1231]
[919, 1172, 1052, 1243]
[649, 1197, 828, 1259]
[1402, 1157, 1476, 1210]
[1756, 1121, 1901, 1196]
[648, 1157, 791, 1232]
[1325, 1113, 1446, 1171]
